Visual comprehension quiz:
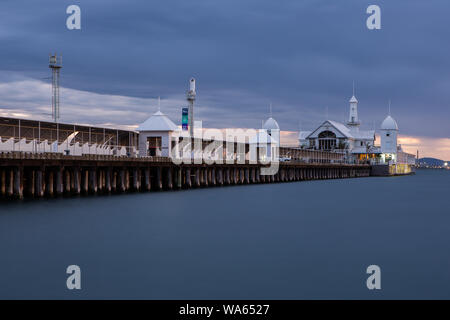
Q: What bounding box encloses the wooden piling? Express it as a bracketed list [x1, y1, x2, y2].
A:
[144, 168, 151, 190]
[167, 167, 173, 189]
[185, 168, 191, 188]
[13, 167, 23, 198]
[55, 167, 63, 195]
[133, 168, 140, 191]
[105, 168, 111, 192]
[35, 169, 43, 197]
[176, 168, 182, 189]
[73, 168, 80, 194]
[244, 168, 250, 184]
[82, 169, 88, 193]
[1, 169, 5, 197]
[119, 169, 126, 192]
[65, 169, 71, 193]
[89, 169, 97, 193]
[195, 168, 201, 187]
[203, 168, 208, 187]
[156, 167, 162, 190]
[218, 168, 223, 185]
[225, 168, 230, 185]
[125, 169, 130, 191]
[28, 169, 35, 197]
[112, 171, 117, 192]
[47, 170, 54, 196]
[260, 173, 266, 183]
[98, 170, 103, 192]
[211, 168, 216, 186]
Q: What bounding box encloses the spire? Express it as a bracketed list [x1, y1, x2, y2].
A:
[158, 96, 161, 112]
[348, 83, 359, 127]
[269, 102, 273, 118]
[388, 99, 391, 116]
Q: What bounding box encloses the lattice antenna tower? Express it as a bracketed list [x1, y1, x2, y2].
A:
[49, 54, 62, 122]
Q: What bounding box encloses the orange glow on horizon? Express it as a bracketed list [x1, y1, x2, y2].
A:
[280, 131, 450, 160]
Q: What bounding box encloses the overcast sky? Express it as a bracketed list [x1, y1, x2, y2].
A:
[0, 0, 449, 157]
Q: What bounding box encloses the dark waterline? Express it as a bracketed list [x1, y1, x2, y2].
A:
[0, 169, 449, 299]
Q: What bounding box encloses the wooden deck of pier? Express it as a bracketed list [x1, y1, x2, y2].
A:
[0, 152, 371, 199]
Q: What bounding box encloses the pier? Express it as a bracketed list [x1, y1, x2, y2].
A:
[0, 152, 370, 199]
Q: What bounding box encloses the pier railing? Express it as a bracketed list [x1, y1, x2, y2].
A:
[0, 151, 371, 200]
[0, 151, 171, 163]
[0, 151, 370, 167]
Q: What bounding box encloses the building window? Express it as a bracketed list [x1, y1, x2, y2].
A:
[318, 130, 336, 150]
[386, 133, 390, 137]
[147, 136, 162, 156]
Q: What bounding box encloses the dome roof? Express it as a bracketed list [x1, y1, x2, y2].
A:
[349, 95, 358, 103]
[137, 110, 178, 131]
[263, 117, 280, 131]
[381, 115, 398, 130]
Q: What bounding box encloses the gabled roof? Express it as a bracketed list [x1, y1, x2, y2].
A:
[353, 130, 375, 140]
[298, 131, 312, 140]
[306, 120, 353, 139]
[137, 111, 178, 132]
[304, 120, 375, 142]
[327, 120, 353, 138]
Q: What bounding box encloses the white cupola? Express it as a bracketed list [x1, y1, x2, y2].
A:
[380, 115, 398, 131]
[347, 94, 360, 127]
[380, 115, 398, 154]
[263, 102, 280, 134]
[262, 117, 280, 132]
[261, 102, 280, 147]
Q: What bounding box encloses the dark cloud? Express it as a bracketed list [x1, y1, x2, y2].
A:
[0, 0, 449, 137]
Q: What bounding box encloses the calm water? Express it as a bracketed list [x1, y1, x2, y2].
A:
[0, 169, 449, 299]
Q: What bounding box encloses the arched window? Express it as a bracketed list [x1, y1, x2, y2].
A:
[318, 130, 337, 150]
[318, 130, 336, 139]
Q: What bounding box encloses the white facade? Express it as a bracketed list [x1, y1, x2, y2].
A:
[249, 130, 277, 162]
[380, 115, 398, 154]
[299, 120, 375, 151]
[262, 116, 280, 147]
[348, 95, 359, 125]
[298, 92, 376, 158]
[297, 90, 415, 166]
[137, 110, 179, 157]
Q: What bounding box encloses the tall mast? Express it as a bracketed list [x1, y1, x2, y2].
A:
[49, 54, 62, 123]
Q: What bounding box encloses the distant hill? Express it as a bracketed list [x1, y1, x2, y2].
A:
[418, 157, 447, 166]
